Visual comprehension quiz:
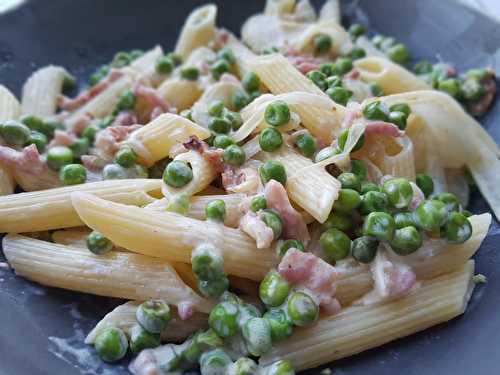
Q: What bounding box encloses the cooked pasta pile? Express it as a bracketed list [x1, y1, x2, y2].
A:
[0, 1, 497, 374]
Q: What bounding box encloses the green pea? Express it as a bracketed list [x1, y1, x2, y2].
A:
[1, 120, 30, 146]
[438, 78, 460, 98]
[200, 349, 232, 374]
[94, 327, 128, 363]
[265, 100, 291, 127]
[211, 59, 231, 80]
[63, 73, 76, 90]
[115, 90, 136, 112]
[231, 89, 251, 110]
[89, 65, 110, 86]
[198, 277, 229, 299]
[98, 115, 115, 129]
[213, 134, 234, 149]
[414, 200, 447, 232]
[466, 68, 488, 81]
[205, 199, 226, 221]
[136, 300, 171, 333]
[191, 245, 225, 281]
[21, 115, 58, 137]
[129, 324, 160, 354]
[349, 23, 365, 38]
[180, 109, 193, 121]
[291, 133, 316, 158]
[287, 291, 319, 327]
[323, 211, 352, 232]
[264, 309, 293, 342]
[360, 181, 379, 195]
[363, 100, 389, 121]
[86, 230, 113, 255]
[223, 144, 246, 166]
[195, 329, 224, 353]
[233, 357, 259, 375]
[315, 146, 341, 162]
[278, 239, 305, 257]
[238, 303, 262, 325]
[259, 160, 287, 185]
[208, 100, 225, 117]
[209, 116, 232, 134]
[414, 60, 433, 75]
[111, 51, 131, 68]
[103, 164, 127, 180]
[250, 195, 267, 212]
[260, 209, 283, 239]
[163, 160, 193, 188]
[444, 212, 472, 244]
[334, 57, 353, 75]
[351, 47, 367, 60]
[388, 111, 407, 130]
[461, 78, 485, 102]
[333, 188, 361, 213]
[415, 174, 434, 198]
[363, 212, 395, 242]
[393, 212, 417, 229]
[390, 226, 423, 255]
[319, 63, 335, 76]
[259, 271, 291, 307]
[26, 131, 47, 153]
[59, 164, 86, 186]
[371, 34, 385, 48]
[242, 317, 272, 356]
[382, 178, 413, 209]
[217, 47, 236, 65]
[114, 147, 136, 168]
[313, 33, 332, 55]
[224, 110, 243, 130]
[306, 70, 328, 91]
[387, 43, 409, 64]
[349, 159, 367, 180]
[69, 137, 89, 158]
[351, 236, 379, 263]
[320, 228, 351, 261]
[437, 192, 461, 213]
[369, 83, 384, 97]
[208, 301, 239, 338]
[326, 86, 353, 106]
[380, 37, 396, 51]
[266, 360, 295, 375]
[326, 75, 342, 88]
[155, 56, 174, 74]
[181, 66, 200, 81]
[338, 128, 365, 152]
[82, 124, 99, 144]
[389, 103, 411, 118]
[360, 190, 388, 214]
[166, 193, 189, 215]
[182, 335, 202, 364]
[242, 71, 260, 92]
[337, 172, 361, 191]
[47, 146, 74, 171]
[259, 127, 283, 152]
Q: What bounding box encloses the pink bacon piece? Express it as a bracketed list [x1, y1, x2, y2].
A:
[95, 124, 141, 158]
[48, 130, 76, 148]
[365, 121, 404, 137]
[239, 211, 275, 249]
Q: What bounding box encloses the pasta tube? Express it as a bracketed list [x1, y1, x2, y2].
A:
[157, 78, 203, 111]
[85, 301, 207, 345]
[260, 261, 475, 370]
[0, 84, 21, 121]
[3, 234, 212, 313]
[0, 179, 161, 233]
[52, 227, 91, 248]
[71, 192, 278, 281]
[21, 65, 69, 116]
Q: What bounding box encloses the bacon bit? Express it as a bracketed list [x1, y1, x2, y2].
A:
[278, 249, 341, 315]
[58, 70, 123, 111]
[183, 136, 206, 153]
[210, 28, 231, 50]
[183, 136, 225, 172]
[0, 144, 60, 191]
[71, 113, 93, 134]
[95, 125, 141, 157]
[48, 130, 76, 148]
[468, 74, 497, 116]
[81, 155, 109, 171]
[240, 211, 275, 249]
[287, 54, 321, 74]
[177, 301, 195, 321]
[343, 69, 360, 81]
[264, 180, 310, 244]
[365, 121, 404, 137]
[133, 82, 169, 112]
[111, 111, 138, 127]
[222, 166, 246, 190]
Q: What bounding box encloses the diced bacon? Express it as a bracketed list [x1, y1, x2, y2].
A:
[177, 301, 195, 321]
[365, 121, 404, 137]
[81, 155, 109, 171]
[264, 180, 310, 244]
[0, 144, 60, 191]
[287, 54, 321, 74]
[222, 164, 260, 195]
[183, 136, 206, 153]
[48, 130, 76, 148]
[71, 113, 93, 134]
[111, 111, 138, 127]
[133, 82, 169, 113]
[183, 136, 225, 172]
[95, 125, 141, 158]
[343, 69, 360, 81]
[278, 249, 341, 315]
[356, 248, 417, 306]
[240, 211, 275, 249]
[57, 69, 123, 111]
[129, 349, 160, 375]
[211, 28, 231, 50]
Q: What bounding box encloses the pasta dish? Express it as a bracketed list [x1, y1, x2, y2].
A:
[0, 0, 498, 374]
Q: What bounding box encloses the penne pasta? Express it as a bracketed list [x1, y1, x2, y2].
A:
[129, 45, 163, 82]
[52, 227, 91, 248]
[126, 113, 211, 166]
[85, 301, 207, 345]
[260, 261, 475, 370]
[264, 0, 296, 16]
[21, 65, 69, 116]
[175, 4, 217, 59]
[157, 77, 203, 111]
[3, 234, 213, 313]
[71, 192, 278, 281]
[0, 84, 21, 121]
[319, 0, 341, 23]
[0, 179, 161, 233]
